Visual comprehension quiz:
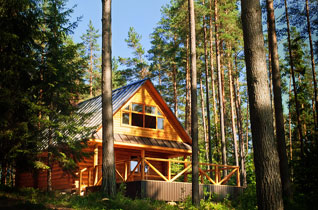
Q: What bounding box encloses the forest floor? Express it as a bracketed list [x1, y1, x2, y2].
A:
[0, 185, 245, 210]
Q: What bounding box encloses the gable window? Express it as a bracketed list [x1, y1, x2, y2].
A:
[122, 103, 164, 130]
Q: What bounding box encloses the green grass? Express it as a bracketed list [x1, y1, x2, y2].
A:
[0, 185, 250, 210]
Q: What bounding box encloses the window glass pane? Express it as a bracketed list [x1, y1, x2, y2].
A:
[124, 105, 130, 110]
[145, 106, 156, 114]
[145, 115, 156, 129]
[132, 103, 143, 112]
[130, 160, 139, 172]
[157, 118, 164, 130]
[132, 113, 143, 127]
[122, 112, 129, 124]
[157, 109, 163, 116]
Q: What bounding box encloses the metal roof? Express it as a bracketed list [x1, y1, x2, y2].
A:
[92, 133, 192, 151]
[77, 78, 148, 130]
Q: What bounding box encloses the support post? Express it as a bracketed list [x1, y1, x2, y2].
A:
[94, 145, 98, 185]
[168, 160, 171, 181]
[124, 162, 128, 181]
[79, 169, 82, 195]
[215, 165, 219, 184]
[236, 167, 241, 187]
[141, 150, 145, 180]
[184, 155, 188, 182]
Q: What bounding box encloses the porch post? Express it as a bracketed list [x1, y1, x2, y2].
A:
[141, 150, 145, 180]
[94, 145, 98, 185]
[184, 155, 188, 182]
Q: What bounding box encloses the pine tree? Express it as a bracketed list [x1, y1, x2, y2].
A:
[119, 27, 149, 81]
[188, 0, 199, 205]
[241, 0, 284, 209]
[81, 20, 101, 97]
[101, 0, 116, 197]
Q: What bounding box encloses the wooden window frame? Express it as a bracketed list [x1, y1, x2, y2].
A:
[121, 103, 165, 130]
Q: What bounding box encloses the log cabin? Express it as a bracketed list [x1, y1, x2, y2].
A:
[16, 79, 241, 201]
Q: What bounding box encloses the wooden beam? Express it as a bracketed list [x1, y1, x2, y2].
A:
[199, 168, 216, 185]
[144, 159, 169, 182]
[167, 160, 171, 181]
[115, 168, 124, 181]
[94, 145, 98, 185]
[170, 164, 192, 182]
[141, 150, 145, 180]
[219, 168, 238, 185]
[127, 160, 141, 181]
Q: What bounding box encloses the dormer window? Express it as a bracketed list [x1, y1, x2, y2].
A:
[122, 103, 164, 130]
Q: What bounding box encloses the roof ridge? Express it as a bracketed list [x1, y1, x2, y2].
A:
[78, 78, 149, 106]
[112, 78, 149, 92]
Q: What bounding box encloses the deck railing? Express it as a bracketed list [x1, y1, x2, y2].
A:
[77, 157, 240, 194]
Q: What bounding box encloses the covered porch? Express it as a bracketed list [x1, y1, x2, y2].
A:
[77, 134, 241, 198]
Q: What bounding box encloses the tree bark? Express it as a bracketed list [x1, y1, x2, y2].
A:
[227, 46, 239, 167]
[200, 77, 209, 164]
[284, 0, 304, 156]
[209, 0, 219, 161]
[90, 45, 93, 97]
[203, 0, 212, 167]
[215, 0, 226, 167]
[266, 0, 292, 203]
[185, 36, 191, 135]
[234, 55, 247, 186]
[241, 0, 284, 209]
[305, 0, 318, 130]
[188, 0, 199, 205]
[101, 0, 116, 197]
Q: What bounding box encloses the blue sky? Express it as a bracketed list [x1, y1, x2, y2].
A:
[66, 0, 170, 60]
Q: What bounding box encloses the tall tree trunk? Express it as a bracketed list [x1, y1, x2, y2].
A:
[246, 105, 249, 154]
[241, 0, 284, 209]
[284, 0, 304, 156]
[185, 36, 191, 135]
[203, 0, 212, 167]
[215, 0, 226, 167]
[288, 74, 292, 161]
[173, 36, 178, 118]
[90, 45, 93, 97]
[266, 0, 292, 203]
[200, 77, 209, 163]
[227, 46, 239, 167]
[234, 55, 247, 186]
[209, 0, 219, 161]
[305, 0, 318, 130]
[101, 0, 116, 197]
[188, 0, 199, 205]
[173, 64, 178, 118]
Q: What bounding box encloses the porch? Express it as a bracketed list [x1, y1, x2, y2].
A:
[77, 155, 241, 199]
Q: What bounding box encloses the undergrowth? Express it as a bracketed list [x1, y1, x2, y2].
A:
[0, 185, 257, 210]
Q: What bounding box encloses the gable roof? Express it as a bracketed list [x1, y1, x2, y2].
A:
[78, 78, 192, 145]
[77, 79, 148, 129]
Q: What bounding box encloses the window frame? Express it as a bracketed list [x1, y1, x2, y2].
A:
[121, 103, 165, 130]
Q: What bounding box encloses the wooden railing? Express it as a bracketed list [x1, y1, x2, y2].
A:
[77, 158, 240, 194]
[144, 157, 240, 187]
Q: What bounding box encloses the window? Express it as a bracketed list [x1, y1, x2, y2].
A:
[157, 117, 164, 130]
[122, 112, 130, 124]
[145, 115, 156, 128]
[132, 103, 143, 112]
[122, 103, 164, 130]
[130, 160, 139, 172]
[132, 113, 143, 127]
[145, 106, 156, 114]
